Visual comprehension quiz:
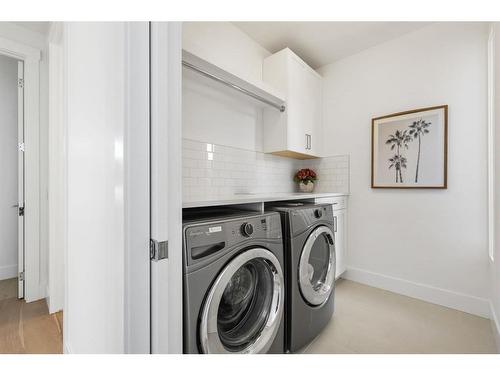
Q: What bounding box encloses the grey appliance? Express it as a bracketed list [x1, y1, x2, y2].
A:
[182, 208, 285, 354]
[268, 203, 336, 352]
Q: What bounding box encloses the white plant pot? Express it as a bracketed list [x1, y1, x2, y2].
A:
[299, 181, 314, 193]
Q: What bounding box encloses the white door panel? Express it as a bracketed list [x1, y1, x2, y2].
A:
[150, 21, 183, 354]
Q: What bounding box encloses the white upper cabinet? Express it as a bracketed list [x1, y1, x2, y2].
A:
[263, 48, 323, 159]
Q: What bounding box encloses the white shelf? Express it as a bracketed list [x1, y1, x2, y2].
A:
[182, 192, 349, 209]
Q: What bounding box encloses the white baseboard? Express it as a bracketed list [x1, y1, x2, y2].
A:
[343, 266, 491, 318]
[64, 341, 72, 354]
[0, 264, 17, 280]
[490, 302, 500, 353]
[24, 283, 48, 303]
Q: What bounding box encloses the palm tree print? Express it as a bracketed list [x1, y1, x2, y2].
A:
[408, 119, 431, 183]
[388, 154, 408, 183]
[385, 129, 412, 183]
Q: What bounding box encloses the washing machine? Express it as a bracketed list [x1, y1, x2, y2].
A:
[182, 207, 285, 354]
[268, 203, 336, 353]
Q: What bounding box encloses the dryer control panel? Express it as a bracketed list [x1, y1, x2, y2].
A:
[289, 204, 334, 237]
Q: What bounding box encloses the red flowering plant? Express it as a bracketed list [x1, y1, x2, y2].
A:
[294, 168, 317, 185]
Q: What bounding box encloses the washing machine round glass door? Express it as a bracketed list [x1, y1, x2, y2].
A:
[298, 225, 336, 306]
[199, 247, 284, 354]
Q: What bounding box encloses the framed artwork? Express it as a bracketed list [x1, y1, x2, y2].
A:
[371, 105, 448, 189]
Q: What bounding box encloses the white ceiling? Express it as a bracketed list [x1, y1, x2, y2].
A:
[12, 22, 51, 35]
[233, 22, 432, 69]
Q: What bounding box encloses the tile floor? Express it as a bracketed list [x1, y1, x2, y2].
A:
[302, 279, 498, 354]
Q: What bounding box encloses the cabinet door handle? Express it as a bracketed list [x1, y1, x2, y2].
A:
[309, 134, 312, 150]
[305, 134, 311, 150]
[334, 216, 337, 232]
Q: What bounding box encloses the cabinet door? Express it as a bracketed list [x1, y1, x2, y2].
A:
[307, 72, 322, 156]
[286, 55, 309, 154]
[262, 48, 323, 158]
[334, 209, 347, 279]
[288, 55, 322, 157]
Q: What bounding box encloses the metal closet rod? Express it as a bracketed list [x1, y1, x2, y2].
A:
[182, 60, 286, 113]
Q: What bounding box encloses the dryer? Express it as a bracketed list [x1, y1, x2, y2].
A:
[182, 208, 285, 354]
[269, 203, 336, 352]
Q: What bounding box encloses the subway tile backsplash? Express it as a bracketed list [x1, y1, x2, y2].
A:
[182, 139, 349, 202]
[298, 155, 350, 194]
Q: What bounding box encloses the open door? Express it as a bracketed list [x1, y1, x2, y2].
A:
[150, 22, 183, 354]
[17, 60, 24, 299]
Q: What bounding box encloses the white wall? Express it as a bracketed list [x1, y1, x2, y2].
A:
[65, 22, 127, 353]
[183, 22, 270, 84]
[0, 54, 18, 281]
[318, 23, 491, 317]
[491, 22, 500, 350]
[182, 22, 271, 151]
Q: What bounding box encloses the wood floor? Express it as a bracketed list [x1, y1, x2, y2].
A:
[302, 279, 498, 354]
[0, 278, 63, 354]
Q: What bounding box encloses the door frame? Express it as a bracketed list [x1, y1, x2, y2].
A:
[124, 21, 151, 353]
[47, 22, 65, 314]
[488, 25, 495, 263]
[0, 35, 42, 302]
[150, 21, 183, 354]
[17, 60, 24, 298]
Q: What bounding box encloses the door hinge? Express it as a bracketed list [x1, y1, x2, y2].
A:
[18, 78, 24, 88]
[19, 206, 24, 216]
[19, 271, 24, 281]
[18, 142, 25, 152]
[150, 239, 168, 261]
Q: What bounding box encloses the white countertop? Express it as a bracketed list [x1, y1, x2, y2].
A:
[182, 192, 349, 208]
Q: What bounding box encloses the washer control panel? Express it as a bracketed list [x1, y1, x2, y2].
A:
[184, 213, 282, 263]
[241, 222, 254, 237]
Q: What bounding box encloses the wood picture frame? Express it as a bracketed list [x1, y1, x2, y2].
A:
[371, 105, 448, 189]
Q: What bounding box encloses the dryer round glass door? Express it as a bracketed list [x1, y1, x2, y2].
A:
[298, 225, 336, 306]
[199, 248, 284, 354]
